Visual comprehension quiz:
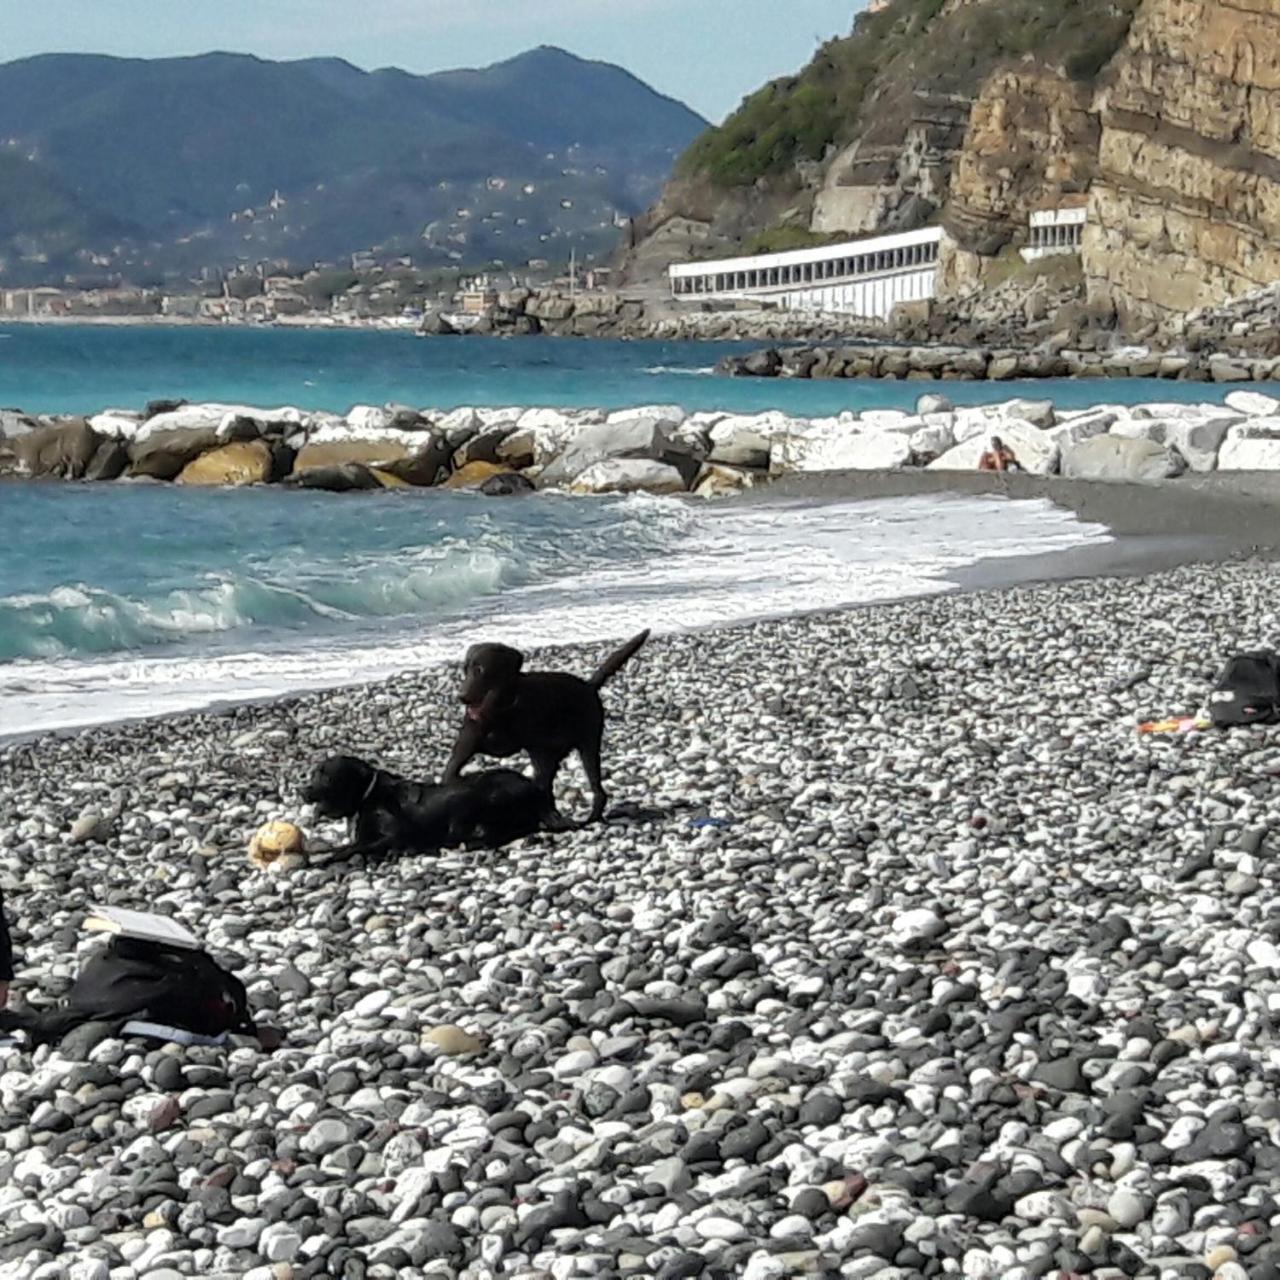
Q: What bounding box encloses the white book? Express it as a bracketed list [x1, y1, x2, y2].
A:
[84, 905, 200, 950]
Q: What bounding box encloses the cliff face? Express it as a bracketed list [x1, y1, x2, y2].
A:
[624, 0, 1280, 333]
[1085, 0, 1280, 326]
[946, 69, 1099, 254]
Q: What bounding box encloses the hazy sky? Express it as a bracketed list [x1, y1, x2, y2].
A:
[0, 0, 865, 122]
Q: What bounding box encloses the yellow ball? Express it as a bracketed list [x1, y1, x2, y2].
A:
[248, 821, 307, 869]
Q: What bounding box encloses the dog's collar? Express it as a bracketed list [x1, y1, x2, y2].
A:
[359, 770, 380, 804]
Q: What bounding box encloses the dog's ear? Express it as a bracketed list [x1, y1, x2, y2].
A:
[499, 647, 525, 679]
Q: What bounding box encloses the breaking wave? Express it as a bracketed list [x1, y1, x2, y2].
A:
[0, 549, 516, 661]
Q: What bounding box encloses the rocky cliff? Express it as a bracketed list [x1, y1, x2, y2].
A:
[1085, 0, 1280, 327]
[624, 0, 1280, 333]
[620, 0, 1139, 283]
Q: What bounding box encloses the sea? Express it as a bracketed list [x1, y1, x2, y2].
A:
[0, 324, 1261, 737]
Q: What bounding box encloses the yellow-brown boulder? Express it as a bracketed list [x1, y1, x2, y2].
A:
[293, 439, 410, 472]
[177, 440, 274, 487]
[443, 461, 515, 490]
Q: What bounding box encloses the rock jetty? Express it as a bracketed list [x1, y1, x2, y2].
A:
[4, 559, 1280, 1276]
[5, 392, 1280, 498]
[428, 288, 878, 343]
[717, 344, 1280, 385]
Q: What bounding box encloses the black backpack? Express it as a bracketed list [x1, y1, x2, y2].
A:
[3, 935, 253, 1048]
[1209, 651, 1280, 728]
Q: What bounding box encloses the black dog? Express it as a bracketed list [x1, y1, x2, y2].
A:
[441, 630, 649, 825]
[301, 755, 548, 861]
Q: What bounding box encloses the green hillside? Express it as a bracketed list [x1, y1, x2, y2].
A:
[0, 47, 707, 282]
[679, 0, 1140, 188]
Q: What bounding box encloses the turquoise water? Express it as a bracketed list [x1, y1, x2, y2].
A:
[0, 323, 1263, 416]
[0, 324, 1245, 736]
[0, 482, 1111, 735]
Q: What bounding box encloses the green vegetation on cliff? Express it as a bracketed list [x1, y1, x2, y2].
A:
[679, 0, 1140, 188]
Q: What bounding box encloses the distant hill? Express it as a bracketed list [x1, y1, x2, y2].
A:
[0, 47, 706, 284]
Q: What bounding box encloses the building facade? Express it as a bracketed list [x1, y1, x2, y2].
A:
[667, 227, 944, 320]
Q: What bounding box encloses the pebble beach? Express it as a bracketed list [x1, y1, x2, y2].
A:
[3, 553, 1280, 1280]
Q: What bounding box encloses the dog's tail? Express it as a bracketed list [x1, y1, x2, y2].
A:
[589, 629, 650, 689]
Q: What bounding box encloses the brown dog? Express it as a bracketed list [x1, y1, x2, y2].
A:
[441, 630, 649, 825]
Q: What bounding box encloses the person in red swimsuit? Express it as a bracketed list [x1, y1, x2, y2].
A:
[979, 435, 1021, 472]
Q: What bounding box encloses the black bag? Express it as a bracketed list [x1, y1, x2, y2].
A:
[1209, 650, 1280, 727]
[5, 936, 253, 1047]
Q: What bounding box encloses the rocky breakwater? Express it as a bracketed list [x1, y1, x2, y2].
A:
[11, 390, 1280, 499]
[6, 561, 1280, 1276]
[719, 341, 1280, 386]
[424, 288, 885, 344]
[0, 400, 717, 499]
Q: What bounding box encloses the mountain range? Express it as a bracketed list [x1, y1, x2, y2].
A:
[0, 47, 707, 285]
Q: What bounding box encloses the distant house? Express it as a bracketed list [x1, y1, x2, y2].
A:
[161, 294, 202, 318]
[454, 275, 499, 314]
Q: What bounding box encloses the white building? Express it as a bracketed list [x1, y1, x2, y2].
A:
[667, 226, 943, 320]
[1021, 203, 1087, 263]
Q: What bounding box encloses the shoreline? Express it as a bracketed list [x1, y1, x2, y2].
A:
[3, 555, 1280, 1275]
[4, 473, 1277, 749]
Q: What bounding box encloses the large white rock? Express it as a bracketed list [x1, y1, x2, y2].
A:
[605, 403, 686, 428]
[671, 414, 717, 457]
[892, 908, 946, 945]
[1046, 411, 1118, 450]
[516, 406, 598, 432]
[772, 422, 912, 473]
[708, 412, 806, 468]
[542, 416, 696, 486]
[1225, 390, 1280, 417]
[1218, 418, 1280, 470]
[1223, 415, 1280, 440]
[952, 398, 1057, 445]
[858, 409, 912, 430]
[909, 417, 956, 458]
[1110, 416, 1234, 472]
[928, 419, 1059, 476]
[140, 403, 307, 440]
[916, 393, 954, 415]
[88, 410, 144, 440]
[1129, 401, 1219, 418]
[347, 404, 390, 432]
[304, 423, 429, 449]
[1060, 434, 1185, 482]
[509, 409, 590, 467]
[569, 458, 688, 494]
